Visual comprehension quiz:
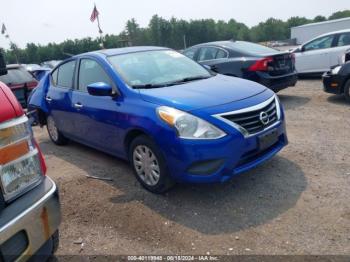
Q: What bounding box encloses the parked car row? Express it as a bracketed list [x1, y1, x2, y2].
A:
[0, 30, 348, 259]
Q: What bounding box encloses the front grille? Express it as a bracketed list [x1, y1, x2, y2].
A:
[218, 97, 279, 135]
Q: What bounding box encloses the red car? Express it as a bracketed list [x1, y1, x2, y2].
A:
[0, 64, 38, 108]
[0, 53, 60, 260]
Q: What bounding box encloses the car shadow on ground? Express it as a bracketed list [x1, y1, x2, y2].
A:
[39, 138, 307, 236]
[327, 95, 349, 106]
[278, 94, 311, 111]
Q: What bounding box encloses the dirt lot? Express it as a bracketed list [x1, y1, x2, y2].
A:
[33, 79, 350, 256]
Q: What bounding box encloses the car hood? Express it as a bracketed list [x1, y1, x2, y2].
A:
[139, 74, 267, 112]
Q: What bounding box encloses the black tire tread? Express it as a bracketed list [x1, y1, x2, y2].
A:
[344, 79, 350, 102]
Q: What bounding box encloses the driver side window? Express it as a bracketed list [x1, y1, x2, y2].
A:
[304, 35, 334, 51]
[78, 59, 112, 92]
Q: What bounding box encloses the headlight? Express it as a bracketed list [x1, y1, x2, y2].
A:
[157, 106, 226, 139]
[274, 94, 282, 120]
[331, 66, 342, 75]
[0, 116, 43, 202]
[0, 150, 43, 201]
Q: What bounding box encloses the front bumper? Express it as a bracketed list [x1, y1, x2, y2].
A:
[157, 119, 288, 183]
[0, 177, 61, 261]
[322, 71, 345, 95]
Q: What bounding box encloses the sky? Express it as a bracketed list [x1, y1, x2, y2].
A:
[0, 0, 349, 49]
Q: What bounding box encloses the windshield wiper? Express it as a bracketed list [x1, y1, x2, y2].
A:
[181, 75, 211, 82]
[132, 83, 166, 89]
[132, 75, 212, 89]
[169, 75, 212, 85]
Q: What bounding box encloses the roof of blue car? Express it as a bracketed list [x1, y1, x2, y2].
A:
[85, 46, 169, 57]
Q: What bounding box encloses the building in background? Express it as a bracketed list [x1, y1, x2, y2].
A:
[291, 17, 350, 44]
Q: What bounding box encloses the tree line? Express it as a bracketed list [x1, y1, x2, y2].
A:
[2, 10, 350, 64]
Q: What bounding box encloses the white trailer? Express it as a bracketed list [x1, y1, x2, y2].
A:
[291, 17, 350, 45]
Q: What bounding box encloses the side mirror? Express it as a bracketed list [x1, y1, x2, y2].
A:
[87, 82, 113, 96]
[300, 46, 305, 52]
[0, 52, 7, 76]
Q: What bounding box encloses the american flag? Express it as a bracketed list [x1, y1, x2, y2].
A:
[90, 5, 99, 22]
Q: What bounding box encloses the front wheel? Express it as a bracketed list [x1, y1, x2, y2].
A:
[129, 135, 175, 193]
[46, 115, 68, 145]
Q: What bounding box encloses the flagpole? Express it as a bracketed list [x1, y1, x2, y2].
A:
[1, 23, 18, 63]
[92, 3, 104, 49]
[96, 14, 104, 49]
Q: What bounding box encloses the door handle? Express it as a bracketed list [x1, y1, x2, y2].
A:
[45, 96, 52, 102]
[74, 103, 83, 109]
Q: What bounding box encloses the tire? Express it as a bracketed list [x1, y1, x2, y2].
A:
[344, 79, 350, 103]
[51, 230, 60, 254]
[129, 135, 175, 193]
[46, 115, 68, 145]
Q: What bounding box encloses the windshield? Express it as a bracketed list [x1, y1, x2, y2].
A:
[108, 50, 211, 88]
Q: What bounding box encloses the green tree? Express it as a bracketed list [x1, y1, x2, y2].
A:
[329, 10, 350, 20]
[313, 15, 327, 22]
[4, 9, 350, 64]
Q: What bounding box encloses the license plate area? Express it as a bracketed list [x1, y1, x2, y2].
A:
[258, 129, 279, 151]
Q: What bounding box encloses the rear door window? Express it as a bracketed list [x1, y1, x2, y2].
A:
[198, 47, 219, 62]
[337, 33, 350, 47]
[78, 59, 112, 92]
[56, 60, 76, 88]
[216, 49, 228, 59]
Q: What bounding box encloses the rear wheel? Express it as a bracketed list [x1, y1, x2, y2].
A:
[344, 79, 350, 103]
[129, 135, 175, 193]
[46, 116, 68, 145]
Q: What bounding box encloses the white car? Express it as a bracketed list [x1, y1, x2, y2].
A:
[293, 29, 350, 74]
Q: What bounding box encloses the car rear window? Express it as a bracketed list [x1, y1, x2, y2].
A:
[0, 67, 35, 85]
[224, 41, 277, 56]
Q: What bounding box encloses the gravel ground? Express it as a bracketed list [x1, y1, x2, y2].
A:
[33, 79, 350, 256]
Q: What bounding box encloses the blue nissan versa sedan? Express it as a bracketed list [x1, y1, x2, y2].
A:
[28, 47, 288, 193]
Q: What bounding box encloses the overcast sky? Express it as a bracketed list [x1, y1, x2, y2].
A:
[0, 0, 349, 48]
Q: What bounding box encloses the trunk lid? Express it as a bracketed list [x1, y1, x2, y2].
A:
[268, 52, 295, 76]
